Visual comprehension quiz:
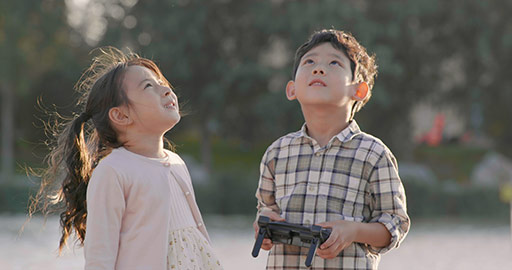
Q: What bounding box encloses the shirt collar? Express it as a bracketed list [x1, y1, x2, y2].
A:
[297, 120, 362, 144]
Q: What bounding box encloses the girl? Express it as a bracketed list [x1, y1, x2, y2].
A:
[29, 47, 223, 270]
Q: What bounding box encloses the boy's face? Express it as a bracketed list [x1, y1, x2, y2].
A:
[287, 43, 365, 110]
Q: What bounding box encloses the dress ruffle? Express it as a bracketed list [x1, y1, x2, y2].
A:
[167, 226, 223, 270]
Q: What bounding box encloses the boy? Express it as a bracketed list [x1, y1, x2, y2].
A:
[254, 29, 410, 269]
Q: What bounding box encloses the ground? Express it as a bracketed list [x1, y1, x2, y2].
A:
[1, 215, 511, 270]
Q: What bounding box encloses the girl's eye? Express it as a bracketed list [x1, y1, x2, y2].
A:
[330, 60, 342, 66]
[144, 83, 152, 89]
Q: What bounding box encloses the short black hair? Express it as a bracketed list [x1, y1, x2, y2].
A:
[292, 30, 355, 80]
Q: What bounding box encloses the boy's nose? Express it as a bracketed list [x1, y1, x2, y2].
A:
[312, 66, 325, 75]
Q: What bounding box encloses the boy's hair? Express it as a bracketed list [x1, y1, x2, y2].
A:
[292, 29, 378, 117]
[28, 47, 171, 253]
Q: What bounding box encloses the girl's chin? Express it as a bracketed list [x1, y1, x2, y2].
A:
[168, 115, 181, 126]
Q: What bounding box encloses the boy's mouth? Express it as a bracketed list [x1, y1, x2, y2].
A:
[309, 79, 327, 87]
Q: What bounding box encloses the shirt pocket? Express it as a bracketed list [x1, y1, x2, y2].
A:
[323, 174, 366, 221]
[275, 173, 305, 211]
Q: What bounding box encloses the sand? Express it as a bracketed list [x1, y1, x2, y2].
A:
[1, 215, 511, 270]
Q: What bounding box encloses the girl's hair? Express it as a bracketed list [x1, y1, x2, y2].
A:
[29, 47, 172, 253]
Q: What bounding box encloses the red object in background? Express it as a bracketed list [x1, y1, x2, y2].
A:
[416, 113, 445, 146]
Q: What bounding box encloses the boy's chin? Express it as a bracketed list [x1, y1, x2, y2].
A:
[299, 100, 343, 108]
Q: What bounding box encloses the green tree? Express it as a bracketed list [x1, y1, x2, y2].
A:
[0, 0, 74, 182]
[100, 0, 281, 175]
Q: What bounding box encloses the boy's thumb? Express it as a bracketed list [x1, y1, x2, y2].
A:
[266, 211, 285, 221]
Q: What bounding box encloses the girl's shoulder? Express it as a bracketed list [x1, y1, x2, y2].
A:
[90, 149, 127, 178]
[164, 149, 185, 164]
[96, 147, 133, 168]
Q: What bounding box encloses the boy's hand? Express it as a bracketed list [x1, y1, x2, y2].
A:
[253, 210, 285, 251]
[315, 220, 359, 259]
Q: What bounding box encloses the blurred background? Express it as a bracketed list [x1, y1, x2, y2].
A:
[1, 0, 512, 269]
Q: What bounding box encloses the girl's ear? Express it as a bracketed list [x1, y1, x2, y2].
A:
[109, 106, 133, 127]
[352, 82, 369, 101]
[286, 80, 297, 101]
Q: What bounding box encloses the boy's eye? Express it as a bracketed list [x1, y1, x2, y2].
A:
[144, 83, 152, 89]
[330, 60, 342, 66]
[303, 59, 314, 65]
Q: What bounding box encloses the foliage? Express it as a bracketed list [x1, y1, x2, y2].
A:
[413, 144, 488, 183]
[195, 168, 260, 216]
[0, 0, 85, 180]
[403, 179, 509, 220]
[2, 0, 512, 216]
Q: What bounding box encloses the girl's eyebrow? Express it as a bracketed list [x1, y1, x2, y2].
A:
[137, 78, 153, 88]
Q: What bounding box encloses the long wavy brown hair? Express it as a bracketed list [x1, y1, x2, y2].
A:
[28, 47, 172, 253]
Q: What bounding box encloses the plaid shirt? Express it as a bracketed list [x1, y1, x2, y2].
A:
[256, 121, 410, 270]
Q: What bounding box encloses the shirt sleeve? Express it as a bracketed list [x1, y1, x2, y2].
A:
[255, 148, 281, 215]
[84, 164, 125, 270]
[367, 149, 410, 254]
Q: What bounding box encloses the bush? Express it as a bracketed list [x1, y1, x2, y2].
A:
[0, 183, 33, 213]
[195, 168, 260, 216]
[403, 178, 509, 219]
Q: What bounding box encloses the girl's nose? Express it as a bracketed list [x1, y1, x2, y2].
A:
[162, 87, 171, 97]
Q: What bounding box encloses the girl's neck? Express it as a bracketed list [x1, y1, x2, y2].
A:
[301, 105, 351, 147]
[122, 133, 166, 158]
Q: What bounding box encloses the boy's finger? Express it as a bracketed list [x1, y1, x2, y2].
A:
[320, 231, 338, 249]
[316, 247, 334, 259]
[315, 221, 333, 228]
[318, 242, 340, 259]
[261, 240, 273, 250]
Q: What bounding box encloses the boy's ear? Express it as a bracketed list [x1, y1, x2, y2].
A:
[285, 80, 297, 101]
[352, 82, 369, 101]
[108, 106, 133, 127]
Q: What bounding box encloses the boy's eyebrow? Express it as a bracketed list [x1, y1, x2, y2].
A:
[302, 52, 317, 59]
[302, 52, 345, 61]
[329, 53, 344, 60]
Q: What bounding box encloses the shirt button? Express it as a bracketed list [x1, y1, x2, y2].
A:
[163, 163, 170, 167]
[315, 152, 321, 157]
[308, 186, 315, 192]
[304, 219, 311, 225]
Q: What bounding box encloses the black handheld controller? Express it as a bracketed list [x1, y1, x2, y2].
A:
[252, 215, 331, 267]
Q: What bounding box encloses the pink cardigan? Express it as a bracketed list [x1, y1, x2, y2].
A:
[84, 147, 209, 270]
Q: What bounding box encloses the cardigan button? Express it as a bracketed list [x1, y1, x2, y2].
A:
[185, 191, 191, 196]
[198, 223, 203, 227]
[163, 163, 170, 167]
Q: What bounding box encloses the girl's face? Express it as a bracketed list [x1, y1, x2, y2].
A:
[121, 65, 180, 134]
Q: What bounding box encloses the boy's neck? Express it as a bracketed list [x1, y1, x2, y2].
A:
[122, 132, 166, 158]
[301, 105, 351, 148]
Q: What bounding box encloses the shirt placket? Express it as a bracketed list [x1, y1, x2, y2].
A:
[303, 148, 323, 226]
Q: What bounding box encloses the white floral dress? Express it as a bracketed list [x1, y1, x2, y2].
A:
[167, 226, 223, 270]
[145, 152, 223, 270]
